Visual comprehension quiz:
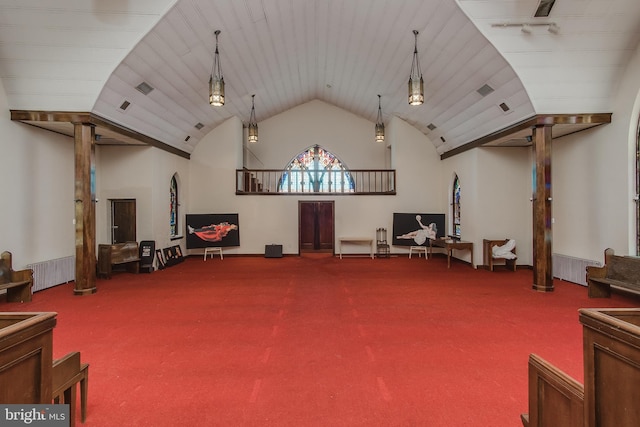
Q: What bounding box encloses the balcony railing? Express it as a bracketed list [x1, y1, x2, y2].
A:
[236, 169, 396, 195]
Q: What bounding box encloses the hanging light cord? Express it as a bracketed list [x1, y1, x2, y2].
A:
[410, 30, 421, 79]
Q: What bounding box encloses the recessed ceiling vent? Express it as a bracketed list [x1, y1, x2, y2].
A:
[499, 102, 511, 112]
[477, 84, 495, 97]
[440, 136, 446, 143]
[427, 123, 437, 131]
[185, 136, 191, 142]
[534, 0, 556, 17]
[135, 82, 154, 95]
[119, 100, 130, 110]
[194, 122, 204, 130]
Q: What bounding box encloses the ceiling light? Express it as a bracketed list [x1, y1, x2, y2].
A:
[491, 22, 559, 34]
[408, 30, 424, 106]
[209, 30, 225, 107]
[248, 94, 258, 144]
[375, 95, 385, 143]
[427, 123, 437, 131]
[194, 122, 204, 130]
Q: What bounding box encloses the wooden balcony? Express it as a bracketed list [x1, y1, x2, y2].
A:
[236, 168, 396, 195]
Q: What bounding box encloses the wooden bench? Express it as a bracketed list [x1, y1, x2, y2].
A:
[52, 351, 89, 427]
[483, 239, 517, 271]
[0, 251, 33, 302]
[97, 242, 140, 279]
[586, 248, 640, 298]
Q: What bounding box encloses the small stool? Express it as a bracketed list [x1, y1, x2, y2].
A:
[409, 246, 427, 259]
[204, 247, 223, 260]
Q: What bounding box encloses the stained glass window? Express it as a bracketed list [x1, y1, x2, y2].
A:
[170, 175, 178, 237]
[452, 174, 461, 238]
[278, 145, 354, 193]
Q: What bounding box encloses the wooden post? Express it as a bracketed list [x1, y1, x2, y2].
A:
[532, 124, 554, 292]
[73, 123, 97, 295]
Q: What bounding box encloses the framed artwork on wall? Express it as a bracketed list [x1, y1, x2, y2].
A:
[392, 213, 446, 246]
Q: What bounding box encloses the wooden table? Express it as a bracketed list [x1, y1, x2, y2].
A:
[429, 238, 473, 268]
[339, 237, 374, 259]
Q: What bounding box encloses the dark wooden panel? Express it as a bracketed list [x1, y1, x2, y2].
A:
[112, 199, 136, 244]
[317, 202, 334, 250]
[299, 202, 315, 251]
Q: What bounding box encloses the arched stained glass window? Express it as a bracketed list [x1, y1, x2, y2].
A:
[278, 145, 355, 193]
[452, 174, 461, 238]
[170, 174, 178, 237]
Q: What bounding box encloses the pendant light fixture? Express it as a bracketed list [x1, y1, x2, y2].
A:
[375, 94, 385, 143]
[248, 94, 258, 143]
[408, 30, 424, 106]
[209, 30, 225, 107]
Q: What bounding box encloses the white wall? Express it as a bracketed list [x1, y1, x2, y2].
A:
[97, 144, 190, 253]
[0, 82, 75, 268]
[552, 41, 640, 262]
[440, 147, 533, 266]
[188, 102, 443, 256]
[6, 53, 639, 269]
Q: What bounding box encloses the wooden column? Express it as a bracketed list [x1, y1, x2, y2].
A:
[532, 124, 554, 292]
[73, 123, 97, 295]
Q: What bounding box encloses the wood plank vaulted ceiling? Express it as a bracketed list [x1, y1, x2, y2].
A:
[2, 0, 639, 159]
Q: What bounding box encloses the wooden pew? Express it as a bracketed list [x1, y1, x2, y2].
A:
[0, 251, 33, 302]
[52, 351, 89, 427]
[586, 248, 640, 298]
[521, 354, 584, 427]
[97, 242, 140, 279]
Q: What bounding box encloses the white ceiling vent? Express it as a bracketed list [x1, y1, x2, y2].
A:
[135, 82, 154, 95]
[534, 0, 556, 18]
[477, 84, 495, 97]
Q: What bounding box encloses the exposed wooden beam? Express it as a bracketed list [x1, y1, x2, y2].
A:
[440, 113, 612, 159]
[10, 110, 190, 160]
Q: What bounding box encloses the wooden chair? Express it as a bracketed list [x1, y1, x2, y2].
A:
[483, 239, 517, 271]
[376, 228, 390, 258]
[52, 351, 89, 426]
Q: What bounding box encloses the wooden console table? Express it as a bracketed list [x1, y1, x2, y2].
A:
[429, 238, 473, 268]
[338, 237, 374, 259]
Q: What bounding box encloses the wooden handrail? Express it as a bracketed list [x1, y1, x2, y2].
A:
[236, 168, 396, 195]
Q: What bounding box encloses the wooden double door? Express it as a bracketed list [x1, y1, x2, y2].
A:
[299, 201, 334, 253]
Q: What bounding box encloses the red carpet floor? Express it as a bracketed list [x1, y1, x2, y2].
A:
[3, 255, 636, 426]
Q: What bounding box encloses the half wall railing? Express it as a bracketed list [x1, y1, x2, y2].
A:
[236, 169, 396, 195]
